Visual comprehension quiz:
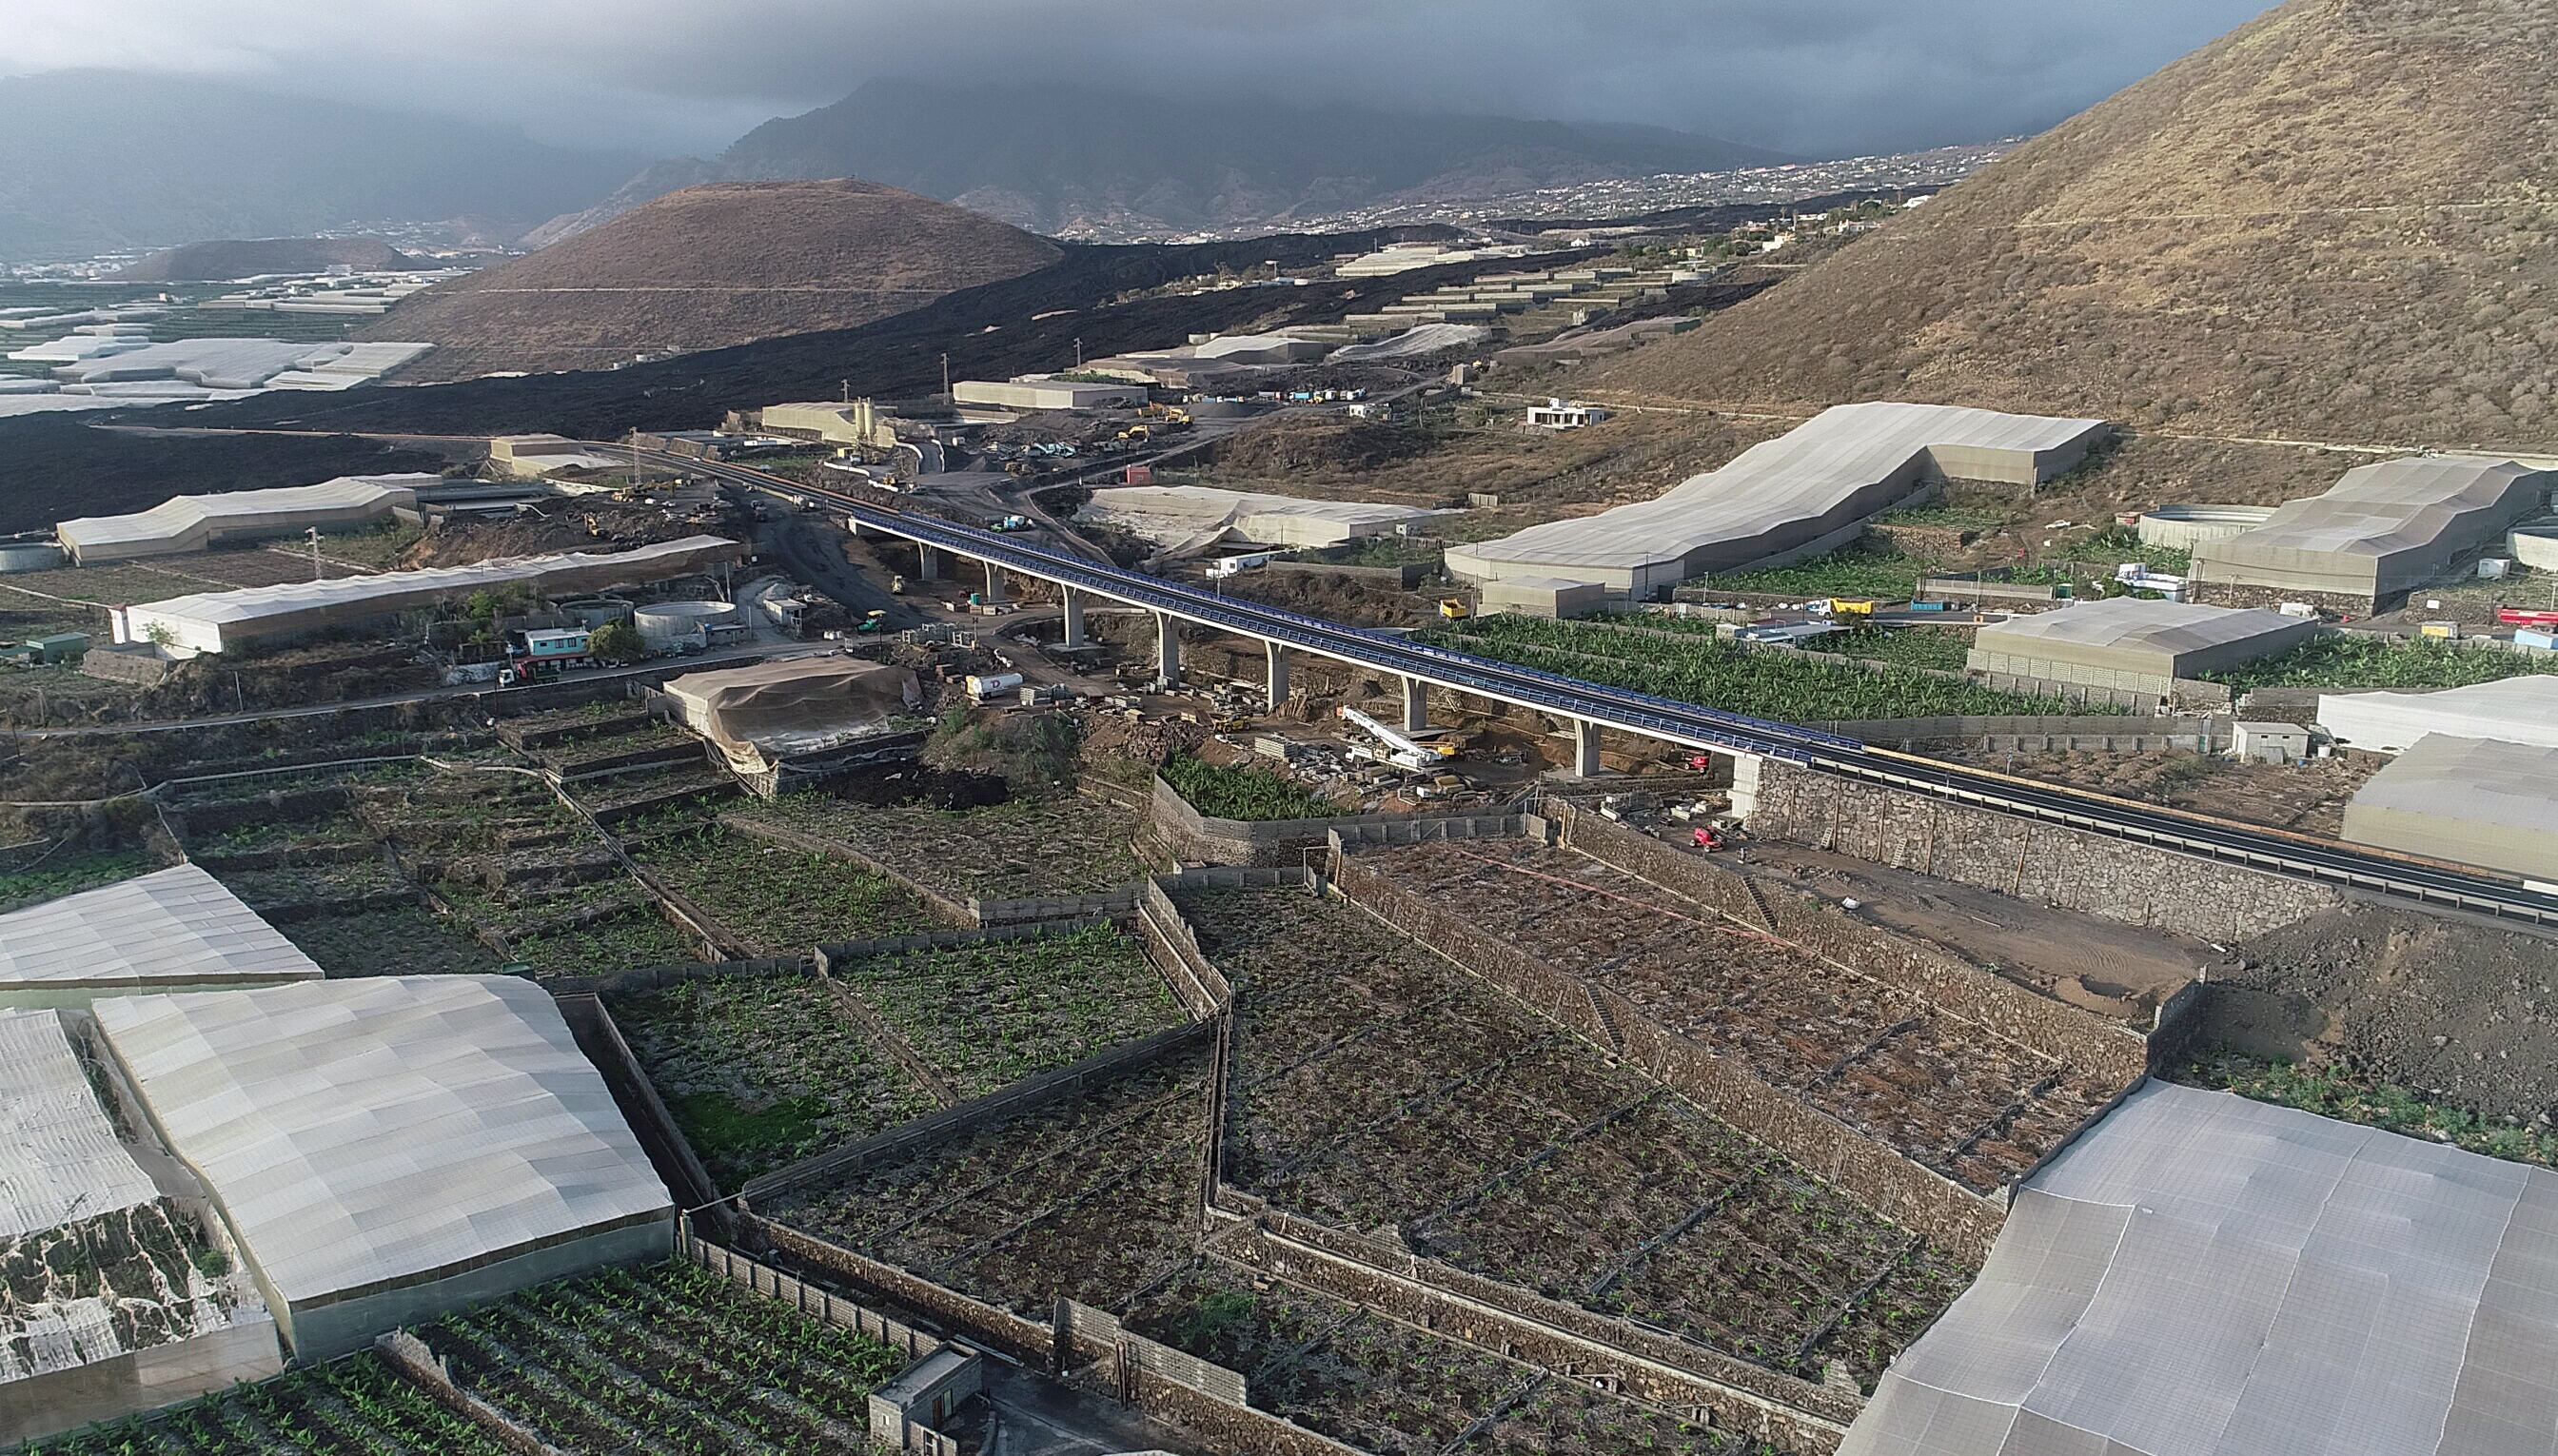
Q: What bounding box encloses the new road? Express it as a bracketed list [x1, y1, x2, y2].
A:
[637, 445, 2558, 927]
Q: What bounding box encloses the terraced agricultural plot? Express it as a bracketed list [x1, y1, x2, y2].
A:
[1130, 1264, 1772, 1456]
[764, 1051, 1211, 1317]
[411, 1259, 906, 1455]
[831, 926, 1183, 1099]
[505, 907, 703, 982]
[10, 1349, 519, 1456]
[1419, 614, 2094, 720]
[631, 825, 936, 952]
[0, 850, 153, 914]
[610, 970, 937, 1188]
[1349, 838, 2116, 1194]
[279, 903, 502, 977]
[1177, 886, 1966, 1391]
[726, 789, 1147, 902]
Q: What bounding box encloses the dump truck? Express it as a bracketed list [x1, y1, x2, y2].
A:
[1825, 598, 1878, 619]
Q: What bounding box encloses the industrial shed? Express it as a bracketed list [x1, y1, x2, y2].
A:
[2191, 456, 2555, 610]
[56, 475, 433, 563]
[90, 975, 675, 1360]
[1842, 1080, 2558, 1456]
[664, 657, 923, 772]
[0, 864, 324, 1009]
[1, 1008, 280, 1443]
[2319, 674, 2558, 753]
[1965, 598, 2316, 699]
[2342, 734, 2558, 884]
[953, 377, 1143, 411]
[1446, 402, 2110, 600]
[109, 534, 741, 655]
[1083, 484, 1440, 550]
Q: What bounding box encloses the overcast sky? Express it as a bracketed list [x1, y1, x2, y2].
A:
[9, 0, 2279, 159]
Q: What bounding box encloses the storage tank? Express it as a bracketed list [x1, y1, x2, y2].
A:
[633, 600, 739, 650]
[966, 672, 1025, 699]
[2134, 504, 2275, 551]
[557, 596, 635, 629]
[0, 540, 66, 573]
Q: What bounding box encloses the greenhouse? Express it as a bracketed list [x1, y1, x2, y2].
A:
[55, 474, 433, 563]
[2191, 456, 2554, 608]
[0, 863, 325, 1008]
[90, 975, 675, 1359]
[2318, 674, 2558, 753]
[110, 534, 742, 655]
[1446, 402, 2109, 599]
[1967, 598, 2316, 698]
[2342, 734, 2558, 883]
[1842, 1080, 2558, 1456]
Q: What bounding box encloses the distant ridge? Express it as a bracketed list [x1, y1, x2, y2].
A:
[526, 77, 1793, 245]
[113, 237, 416, 282]
[1591, 0, 2558, 448]
[364, 179, 1062, 381]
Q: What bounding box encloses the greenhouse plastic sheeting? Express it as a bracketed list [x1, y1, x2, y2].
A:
[1446, 402, 2106, 592]
[2319, 676, 2558, 754]
[0, 1009, 158, 1238]
[1841, 1081, 2558, 1456]
[2193, 457, 2552, 598]
[90, 976, 672, 1307]
[57, 474, 428, 561]
[0, 864, 324, 994]
[664, 657, 921, 759]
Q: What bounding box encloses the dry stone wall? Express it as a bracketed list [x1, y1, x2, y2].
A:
[1741, 760, 2340, 942]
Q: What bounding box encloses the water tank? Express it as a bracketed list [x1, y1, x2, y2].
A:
[966, 672, 1025, 698]
[634, 600, 739, 649]
[2134, 504, 2274, 551]
[558, 596, 635, 629]
[0, 541, 66, 574]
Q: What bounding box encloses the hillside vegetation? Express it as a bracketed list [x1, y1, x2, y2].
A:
[366, 180, 1062, 380]
[1592, 0, 2558, 449]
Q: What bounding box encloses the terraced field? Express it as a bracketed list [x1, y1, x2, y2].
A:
[630, 824, 935, 952]
[725, 789, 1148, 903]
[1178, 886, 1967, 1392]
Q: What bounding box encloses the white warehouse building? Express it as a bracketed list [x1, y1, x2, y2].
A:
[111, 535, 742, 655]
[90, 975, 676, 1360]
[56, 475, 435, 564]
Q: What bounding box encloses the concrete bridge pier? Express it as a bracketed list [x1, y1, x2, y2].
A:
[1061, 586, 1088, 648]
[1401, 676, 1428, 734]
[1155, 612, 1182, 687]
[915, 543, 946, 581]
[980, 559, 1009, 603]
[1266, 642, 1292, 708]
[1573, 719, 1604, 778]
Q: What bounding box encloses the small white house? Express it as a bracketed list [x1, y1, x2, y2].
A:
[1525, 399, 1608, 430]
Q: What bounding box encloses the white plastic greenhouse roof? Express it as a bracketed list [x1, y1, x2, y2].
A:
[0, 1009, 159, 1239]
[1447, 402, 2105, 585]
[1085, 484, 1437, 538]
[2319, 676, 2558, 754]
[1840, 1080, 2558, 1456]
[2200, 457, 2546, 561]
[57, 475, 429, 554]
[1976, 599, 2304, 655]
[0, 864, 324, 994]
[90, 976, 671, 1308]
[2349, 733, 2558, 834]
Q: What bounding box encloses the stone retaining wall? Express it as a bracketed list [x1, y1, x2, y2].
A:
[1215, 1209, 1853, 1454]
[1741, 759, 2340, 942]
[744, 1216, 1054, 1367]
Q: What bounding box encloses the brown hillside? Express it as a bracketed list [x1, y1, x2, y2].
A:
[364, 179, 1061, 381]
[1591, 0, 2558, 449]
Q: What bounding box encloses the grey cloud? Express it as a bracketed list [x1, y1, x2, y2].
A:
[6, 0, 2277, 157]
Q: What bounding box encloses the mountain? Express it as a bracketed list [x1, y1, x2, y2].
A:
[1587, 0, 2558, 449]
[529, 78, 1792, 244]
[111, 237, 416, 282]
[0, 71, 643, 263]
[361, 179, 1063, 381]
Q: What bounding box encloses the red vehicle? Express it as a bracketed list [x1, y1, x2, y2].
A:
[1692, 825, 1726, 852]
[1685, 753, 1715, 773]
[2497, 607, 2558, 628]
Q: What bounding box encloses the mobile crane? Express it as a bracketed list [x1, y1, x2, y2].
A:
[1339, 704, 1458, 771]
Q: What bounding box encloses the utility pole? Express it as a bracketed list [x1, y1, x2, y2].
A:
[1074, 337, 1084, 368]
[940, 353, 951, 403]
[841, 379, 851, 403]
[307, 526, 324, 580]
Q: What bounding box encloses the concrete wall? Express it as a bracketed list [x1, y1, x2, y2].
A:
[1739, 758, 2340, 942]
[1, 1318, 285, 1446]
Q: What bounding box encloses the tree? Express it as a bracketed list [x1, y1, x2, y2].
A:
[588, 622, 647, 664]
